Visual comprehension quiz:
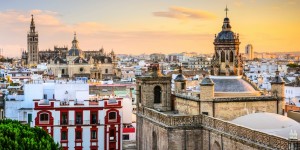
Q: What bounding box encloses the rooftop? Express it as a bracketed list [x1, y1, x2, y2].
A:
[210, 76, 257, 92]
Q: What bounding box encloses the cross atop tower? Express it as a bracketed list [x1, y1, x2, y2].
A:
[225, 5, 229, 17]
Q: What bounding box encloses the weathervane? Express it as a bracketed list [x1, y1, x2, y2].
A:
[225, 5, 229, 17]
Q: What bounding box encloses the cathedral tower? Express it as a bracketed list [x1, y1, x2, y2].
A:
[27, 15, 39, 67]
[211, 6, 243, 76]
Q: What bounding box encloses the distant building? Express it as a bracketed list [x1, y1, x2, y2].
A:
[27, 15, 39, 67]
[149, 53, 165, 62]
[22, 15, 117, 80]
[245, 44, 254, 60]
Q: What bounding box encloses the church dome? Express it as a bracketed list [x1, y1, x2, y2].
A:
[68, 33, 83, 56]
[232, 113, 300, 139]
[215, 17, 236, 40]
[215, 30, 235, 40]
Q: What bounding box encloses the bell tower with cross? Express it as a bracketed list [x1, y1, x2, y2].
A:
[27, 14, 39, 67]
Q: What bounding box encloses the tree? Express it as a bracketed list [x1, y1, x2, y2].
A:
[287, 63, 299, 68]
[0, 119, 61, 150]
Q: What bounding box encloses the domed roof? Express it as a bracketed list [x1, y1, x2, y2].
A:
[201, 77, 214, 85]
[216, 31, 235, 40]
[210, 76, 256, 92]
[215, 15, 237, 40]
[232, 113, 300, 139]
[68, 32, 83, 56]
[174, 67, 186, 82]
[174, 74, 186, 81]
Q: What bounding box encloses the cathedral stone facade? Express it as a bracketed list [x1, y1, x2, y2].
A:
[22, 15, 117, 80]
[136, 9, 300, 150]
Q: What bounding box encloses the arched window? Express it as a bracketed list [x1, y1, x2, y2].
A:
[230, 51, 234, 62]
[154, 86, 161, 103]
[152, 131, 157, 150]
[221, 51, 225, 62]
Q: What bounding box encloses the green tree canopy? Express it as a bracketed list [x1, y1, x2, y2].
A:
[287, 63, 299, 68]
[0, 119, 61, 150]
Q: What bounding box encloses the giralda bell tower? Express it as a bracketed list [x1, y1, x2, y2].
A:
[27, 14, 39, 67]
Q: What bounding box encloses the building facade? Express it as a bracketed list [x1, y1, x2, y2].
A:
[245, 44, 254, 60]
[33, 96, 124, 150]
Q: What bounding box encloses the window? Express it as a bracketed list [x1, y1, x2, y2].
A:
[109, 112, 116, 120]
[91, 130, 97, 139]
[109, 129, 115, 141]
[221, 51, 225, 62]
[91, 112, 97, 124]
[202, 112, 209, 115]
[61, 131, 67, 140]
[181, 82, 185, 90]
[139, 86, 142, 103]
[76, 131, 82, 140]
[61, 112, 68, 125]
[79, 67, 83, 72]
[154, 86, 161, 103]
[123, 134, 129, 140]
[62, 69, 65, 75]
[40, 113, 49, 122]
[230, 51, 234, 62]
[105, 69, 108, 74]
[75, 112, 82, 124]
[43, 94, 47, 100]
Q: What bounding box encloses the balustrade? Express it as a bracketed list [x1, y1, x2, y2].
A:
[141, 107, 292, 150]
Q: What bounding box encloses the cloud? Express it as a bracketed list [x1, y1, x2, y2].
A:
[153, 6, 216, 21]
[0, 9, 215, 57]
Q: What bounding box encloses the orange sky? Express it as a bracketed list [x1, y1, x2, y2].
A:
[0, 0, 299, 57]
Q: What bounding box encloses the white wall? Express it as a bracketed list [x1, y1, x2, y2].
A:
[54, 83, 89, 101]
[122, 98, 133, 124]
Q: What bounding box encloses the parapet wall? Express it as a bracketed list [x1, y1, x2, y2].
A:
[138, 106, 300, 150]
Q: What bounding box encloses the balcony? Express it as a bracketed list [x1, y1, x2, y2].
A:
[57, 120, 101, 126]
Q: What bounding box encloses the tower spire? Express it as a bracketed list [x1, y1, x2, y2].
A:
[225, 5, 229, 18]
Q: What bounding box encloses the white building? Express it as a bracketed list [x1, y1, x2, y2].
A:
[245, 44, 254, 60]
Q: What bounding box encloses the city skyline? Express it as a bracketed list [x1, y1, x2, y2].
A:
[0, 0, 300, 57]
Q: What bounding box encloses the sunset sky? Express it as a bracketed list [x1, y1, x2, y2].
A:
[0, 0, 299, 57]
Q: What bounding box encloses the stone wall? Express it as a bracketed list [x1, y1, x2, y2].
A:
[137, 107, 294, 150]
[200, 85, 214, 100]
[175, 97, 200, 115]
[215, 100, 278, 121]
